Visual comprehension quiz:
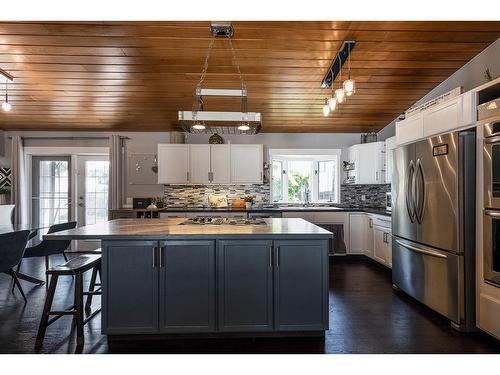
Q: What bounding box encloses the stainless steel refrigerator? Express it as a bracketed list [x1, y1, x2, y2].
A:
[392, 129, 476, 331]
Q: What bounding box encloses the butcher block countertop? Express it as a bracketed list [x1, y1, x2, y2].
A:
[44, 218, 333, 241]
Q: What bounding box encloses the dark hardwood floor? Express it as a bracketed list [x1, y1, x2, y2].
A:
[1, 256, 499, 354]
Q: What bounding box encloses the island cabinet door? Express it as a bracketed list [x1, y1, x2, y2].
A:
[158, 240, 216, 333]
[102, 240, 159, 334]
[217, 240, 274, 332]
[273, 240, 329, 331]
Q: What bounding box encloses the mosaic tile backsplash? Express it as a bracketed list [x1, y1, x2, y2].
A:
[163, 183, 389, 208]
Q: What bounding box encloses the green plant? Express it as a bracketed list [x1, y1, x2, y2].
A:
[151, 196, 166, 208]
[288, 172, 309, 201]
[0, 187, 10, 195]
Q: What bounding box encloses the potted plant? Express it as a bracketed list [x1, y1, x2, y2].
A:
[244, 195, 254, 210]
[151, 196, 166, 209]
[0, 187, 10, 205]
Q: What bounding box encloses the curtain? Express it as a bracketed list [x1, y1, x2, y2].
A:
[10, 135, 28, 225]
[108, 135, 125, 210]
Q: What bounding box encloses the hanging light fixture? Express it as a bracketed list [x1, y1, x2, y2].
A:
[327, 66, 337, 112]
[2, 79, 12, 112]
[238, 122, 251, 131]
[334, 55, 345, 104]
[322, 98, 330, 117]
[192, 121, 206, 130]
[343, 43, 356, 96]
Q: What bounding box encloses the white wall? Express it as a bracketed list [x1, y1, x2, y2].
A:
[378, 37, 500, 140]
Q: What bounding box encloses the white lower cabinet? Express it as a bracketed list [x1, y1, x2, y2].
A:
[372, 225, 392, 267]
[348, 213, 373, 255]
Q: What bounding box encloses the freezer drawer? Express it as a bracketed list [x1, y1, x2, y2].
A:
[392, 237, 463, 324]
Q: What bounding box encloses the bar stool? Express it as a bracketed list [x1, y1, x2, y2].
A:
[35, 254, 102, 348]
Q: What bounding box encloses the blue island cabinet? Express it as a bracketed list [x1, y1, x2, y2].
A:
[102, 238, 329, 336]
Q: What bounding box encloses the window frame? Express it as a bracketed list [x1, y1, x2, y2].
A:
[269, 149, 341, 204]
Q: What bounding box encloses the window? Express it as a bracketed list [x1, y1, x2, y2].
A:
[85, 160, 109, 225]
[269, 149, 340, 204]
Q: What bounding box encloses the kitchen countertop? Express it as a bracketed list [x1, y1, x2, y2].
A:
[44, 218, 333, 241]
[111, 206, 391, 216]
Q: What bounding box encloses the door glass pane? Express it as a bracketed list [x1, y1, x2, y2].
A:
[85, 160, 109, 225]
[287, 161, 311, 202]
[34, 160, 70, 227]
[271, 160, 283, 202]
[318, 160, 336, 202]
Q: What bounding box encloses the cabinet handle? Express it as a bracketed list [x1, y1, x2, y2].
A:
[376, 171, 379, 181]
[159, 246, 166, 268]
[369, 219, 373, 228]
[152, 247, 157, 268]
[186, 171, 190, 181]
[269, 246, 273, 268]
[275, 246, 280, 267]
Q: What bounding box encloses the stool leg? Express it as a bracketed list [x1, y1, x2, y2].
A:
[35, 274, 58, 348]
[44, 256, 50, 287]
[8, 269, 27, 303]
[74, 273, 84, 347]
[85, 266, 98, 311]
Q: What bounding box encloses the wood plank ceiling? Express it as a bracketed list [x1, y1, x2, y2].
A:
[0, 21, 499, 133]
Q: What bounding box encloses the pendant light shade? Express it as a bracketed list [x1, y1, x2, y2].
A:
[328, 97, 337, 111]
[192, 122, 206, 130]
[322, 99, 330, 117]
[238, 123, 250, 131]
[335, 88, 345, 104]
[343, 79, 355, 96]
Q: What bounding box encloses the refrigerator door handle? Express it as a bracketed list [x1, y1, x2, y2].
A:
[395, 239, 448, 259]
[414, 158, 426, 224]
[405, 160, 416, 223]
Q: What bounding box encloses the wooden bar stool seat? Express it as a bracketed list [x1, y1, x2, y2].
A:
[35, 254, 102, 349]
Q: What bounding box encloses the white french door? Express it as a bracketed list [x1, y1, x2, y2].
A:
[75, 155, 109, 226]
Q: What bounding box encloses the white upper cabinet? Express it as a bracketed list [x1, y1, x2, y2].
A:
[230, 144, 263, 184]
[189, 144, 211, 184]
[348, 142, 385, 184]
[210, 144, 231, 184]
[384, 136, 396, 184]
[395, 91, 476, 146]
[157, 144, 190, 184]
[396, 114, 424, 145]
[158, 143, 262, 185]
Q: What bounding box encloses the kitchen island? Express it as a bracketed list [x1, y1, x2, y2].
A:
[45, 218, 332, 338]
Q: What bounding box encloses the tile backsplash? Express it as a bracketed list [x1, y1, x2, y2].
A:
[163, 182, 389, 208]
[163, 184, 270, 207]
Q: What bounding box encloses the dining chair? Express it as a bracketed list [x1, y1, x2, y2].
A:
[19, 221, 77, 285]
[0, 230, 31, 303]
[0, 204, 15, 225]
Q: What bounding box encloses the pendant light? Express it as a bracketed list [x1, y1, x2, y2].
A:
[327, 66, 337, 112]
[238, 122, 250, 131]
[322, 98, 330, 116]
[2, 80, 11, 112]
[343, 43, 356, 96]
[192, 121, 205, 130]
[334, 55, 345, 104]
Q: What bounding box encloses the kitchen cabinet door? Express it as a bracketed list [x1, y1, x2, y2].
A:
[373, 226, 387, 265]
[386, 232, 392, 268]
[159, 240, 216, 333]
[273, 240, 328, 331]
[422, 97, 462, 137]
[348, 213, 373, 254]
[102, 240, 159, 334]
[396, 114, 424, 146]
[157, 144, 189, 184]
[358, 142, 385, 184]
[217, 240, 274, 332]
[385, 136, 396, 184]
[189, 144, 211, 184]
[230, 144, 263, 184]
[210, 144, 231, 183]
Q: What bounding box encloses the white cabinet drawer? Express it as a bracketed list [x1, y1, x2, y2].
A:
[370, 214, 392, 229]
[281, 211, 315, 222]
[313, 212, 348, 223]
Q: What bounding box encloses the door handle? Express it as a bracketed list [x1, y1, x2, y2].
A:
[395, 239, 447, 259]
[405, 160, 416, 223]
[484, 210, 500, 218]
[414, 158, 425, 224]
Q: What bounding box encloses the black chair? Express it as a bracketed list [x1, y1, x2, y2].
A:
[0, 230, 31, 303]
[19, 221, 77, 285]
